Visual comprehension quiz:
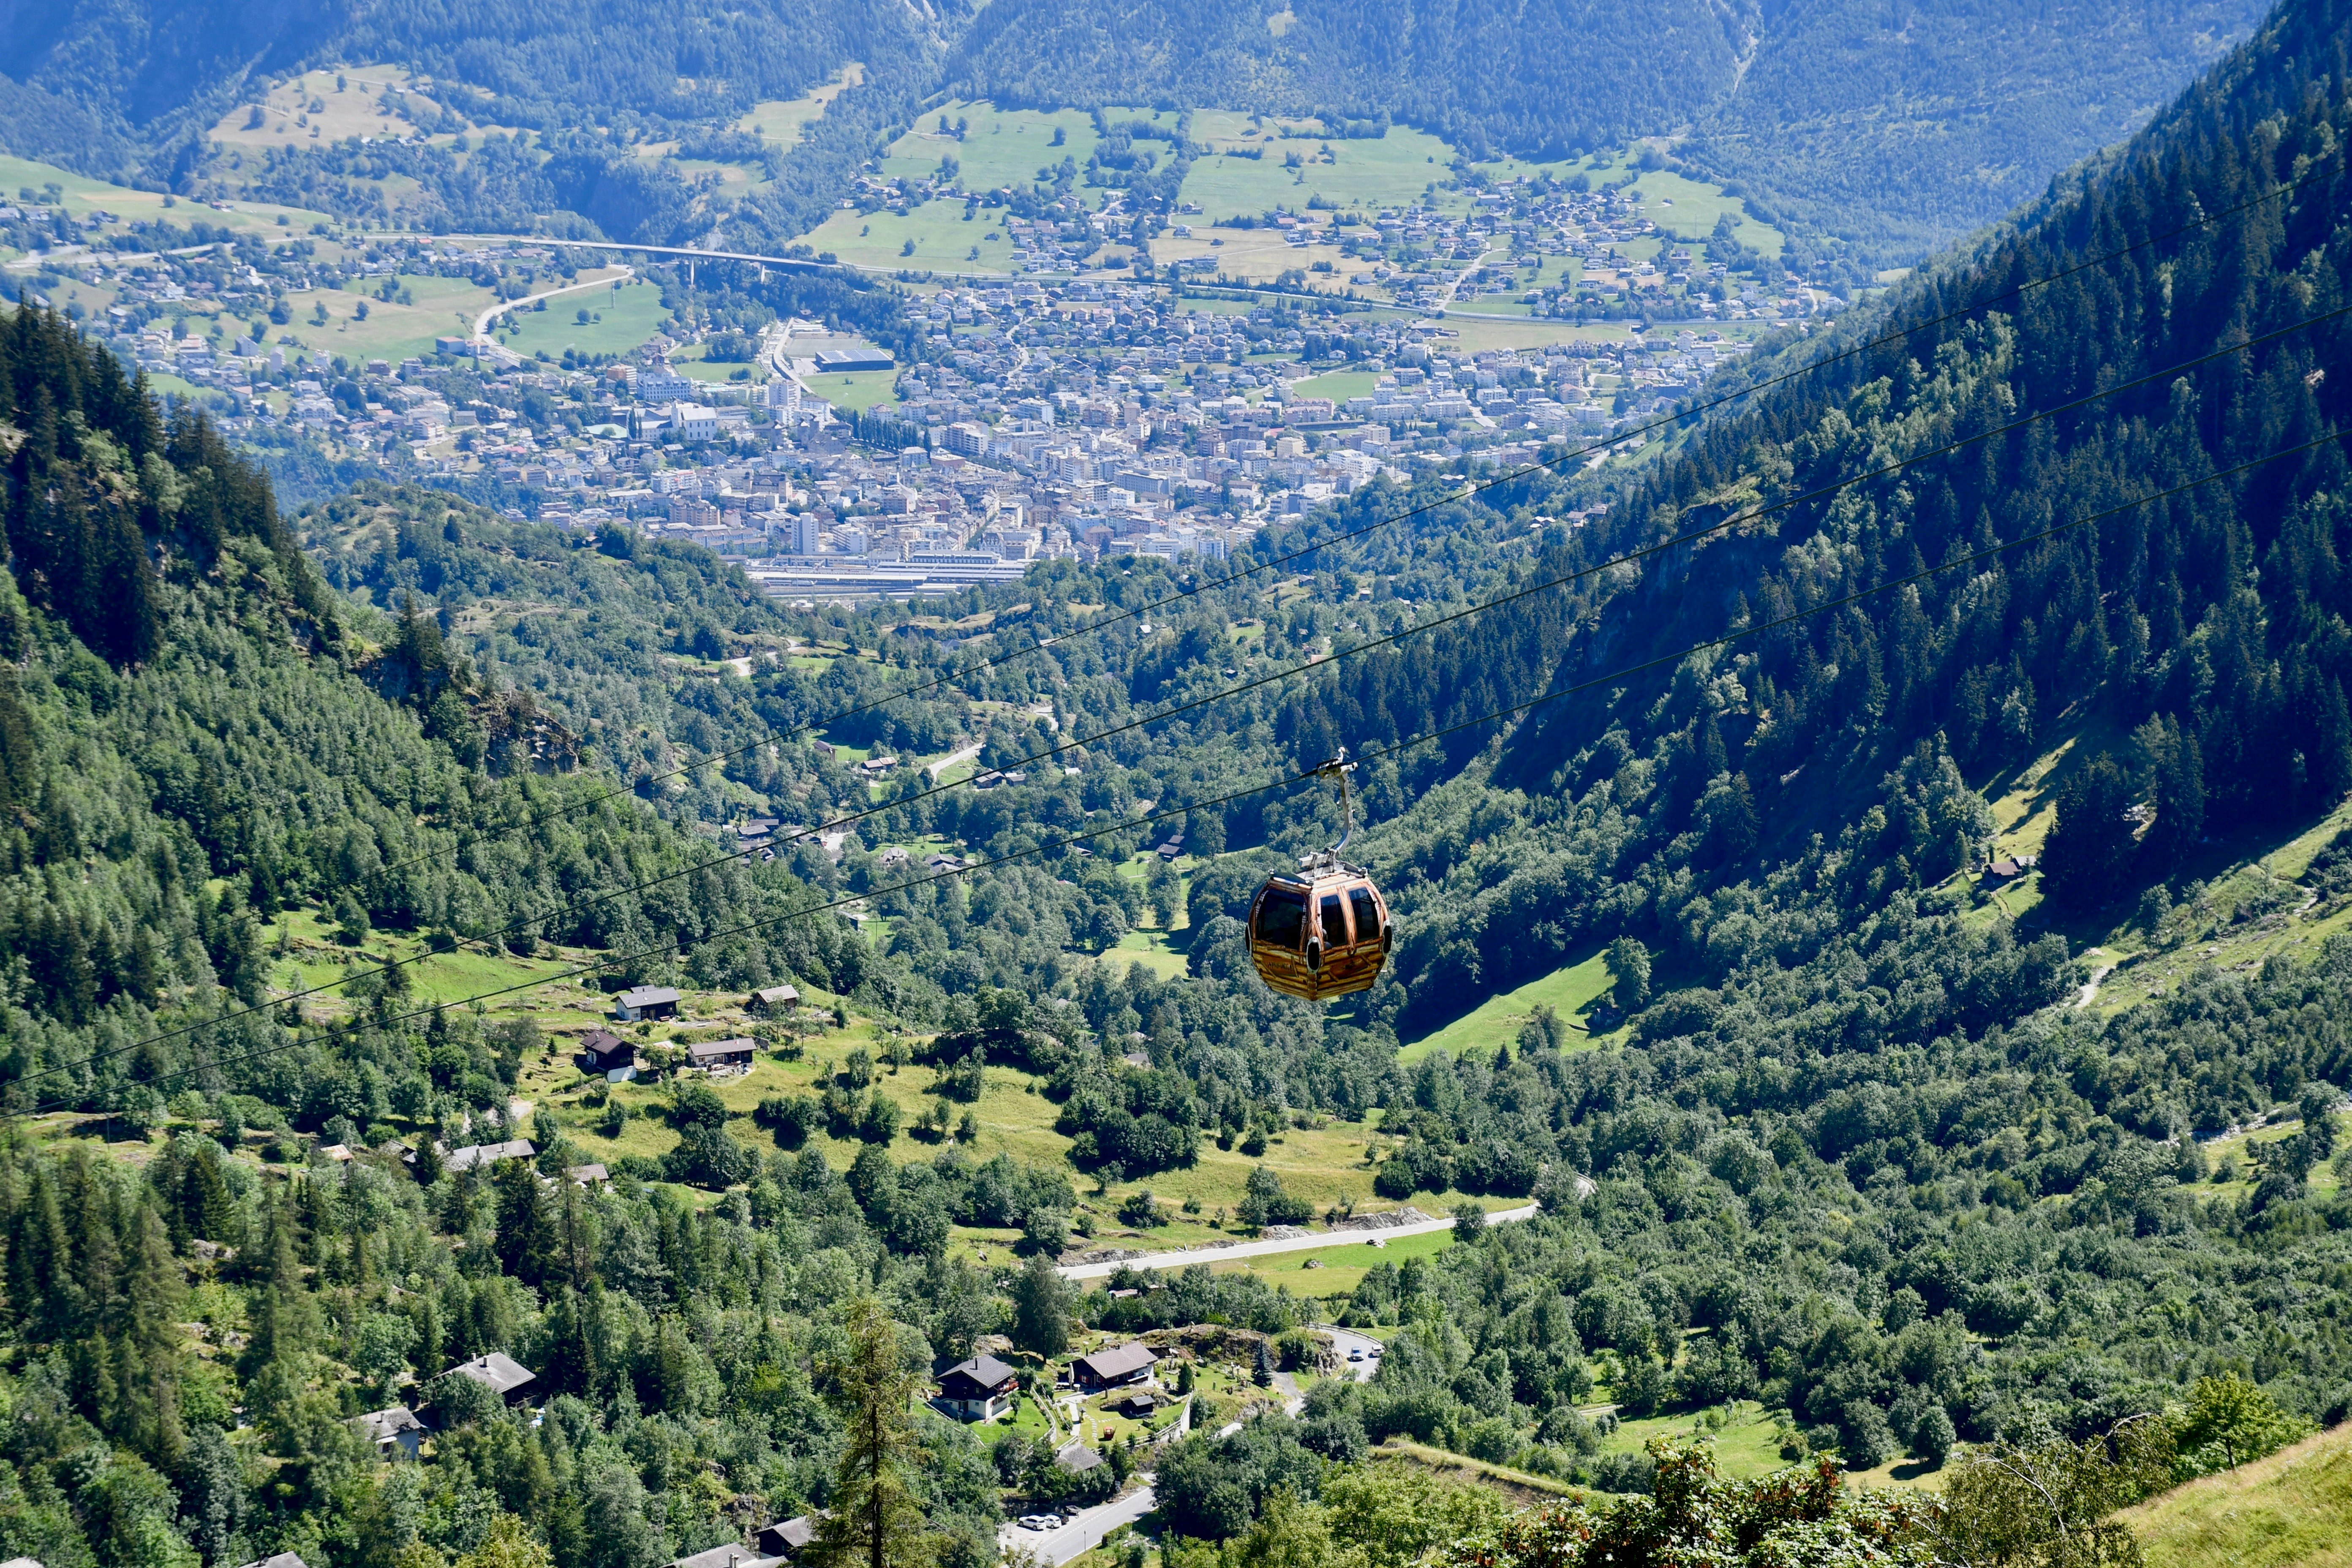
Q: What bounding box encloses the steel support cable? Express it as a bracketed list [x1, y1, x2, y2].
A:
[368, 159, 2341, 878]
[50, 303, 2350, 1075]
[17, 425, 2342, 1122]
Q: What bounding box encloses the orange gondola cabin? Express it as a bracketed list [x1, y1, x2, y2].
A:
[1247, 863, 1393, 1001]
[1246, 751, 1395, 1002]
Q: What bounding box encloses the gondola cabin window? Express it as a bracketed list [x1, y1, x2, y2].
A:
[1256, 887, 1308, 948]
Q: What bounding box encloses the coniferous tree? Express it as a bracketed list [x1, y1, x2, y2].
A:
[815, 1297, 932, 1568]
[2043, 756, 2139, 912]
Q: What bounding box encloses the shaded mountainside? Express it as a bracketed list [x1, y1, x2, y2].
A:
[0, 0, 2273, 259]
[1691, 0, 2267, 255]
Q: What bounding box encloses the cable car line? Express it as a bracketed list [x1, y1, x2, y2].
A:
[367, 159, 2337, 882]
[13, 426, 2341, 1121]
[51, 302, 2347, 1075]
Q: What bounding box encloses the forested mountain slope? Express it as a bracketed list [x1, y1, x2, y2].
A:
[945, 0, 2271, 256]
[0, 0, 949, 242]
[0, 2, 2346, 1565]
[1344, 0, 2352, 1026]
[0, 307, 835, 1106]
[1692, 0, 2268, 253]
[299, 487, 825, 833]
[945, 0, 1752, 164]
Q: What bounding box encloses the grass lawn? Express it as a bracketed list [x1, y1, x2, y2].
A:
[880, 101, 1103, 191]
[798, 198, 1027, 275]
[1110, 925, 1189, 980]
[0, 154, 332, 242]
[1153, 227, 1360, 293]
[811, 368, 903, 412]
[1448, 298, 1543, 317]
[261, 906, 591, 1018]
[144, 373, 223, 404]
[1399, 947, 1617, 1062]
[1442, 316, 1636, 354]
[738, 64, 866, 149]
[2116, 1422, 2352, 1567]
[673, 355, 763, 387]
[267, 273, 501, 364]
[1595, 1403, 1804, 1484]
[1622, 169, 1785, 259]
[203, 65, 441, 152]
[1182, 124, 1460, 218]
[485, 272, 663, 359]
[1373, 1439, 1582, 1500]
[1209, 1225, 1456, 1298]
[1292, 370, 1383, 404]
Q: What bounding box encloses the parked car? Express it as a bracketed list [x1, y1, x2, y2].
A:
[1348, 1349, 1364, 1361]
[1018, 1516, 1062, 1532]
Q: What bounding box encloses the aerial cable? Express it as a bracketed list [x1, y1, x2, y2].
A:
[368, 155, 2341, 878]
[56, 301, 2349, 1074]
[16, 425, 2344, 1122]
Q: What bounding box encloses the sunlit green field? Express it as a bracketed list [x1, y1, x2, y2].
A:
[798, 199, 1034, 275]
[879, 100, 1103, 190]
[738, 63, 866, 149]
[492, 275, 668, 361]
[1400, 947, 1617, 1061]
[1181, 123, 1461, 218]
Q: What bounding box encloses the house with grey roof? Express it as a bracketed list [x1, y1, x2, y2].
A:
[438, 1351, 537, 1407]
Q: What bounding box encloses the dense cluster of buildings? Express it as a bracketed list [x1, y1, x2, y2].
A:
[30, 212, 1792, 601]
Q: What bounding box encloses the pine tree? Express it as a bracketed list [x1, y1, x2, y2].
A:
[814, 1297, 932, 1568]
[2043, 755, 2138, 912]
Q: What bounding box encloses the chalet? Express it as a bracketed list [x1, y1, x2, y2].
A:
[438, 1351, 537, 1408]
[688, 1037, 756, 1074]
[355, 1405, 426, 1459]
[748, 984, 801, 1015]
[1072, 1342, 1158, 1391]
[665, 1548, 784, 1568]
[934, 1353, 1021, 1421]
[1110, 1390, 1158, 1418]
[442, 1139, 536, 1173]
[752, 1519, 815, 1558]
[568, 1164, 611, 1186]
[578, 1029, 638, 1080]
[238, 1555, 313, 1568]
[614, 985, 682, 1021]
[1055, 1444, 1105, 1474]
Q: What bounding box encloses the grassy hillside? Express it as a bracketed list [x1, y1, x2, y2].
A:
[2119, 1424, 2352, 1566]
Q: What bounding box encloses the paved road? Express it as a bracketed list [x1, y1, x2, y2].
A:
[926, 743, 984, 782]
[1003, 1481, 1160, 1565]
[474, 267, 633, 345]
[1059, 1205, 1539, 1282]
[1323, 1324, 1385, 1382]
